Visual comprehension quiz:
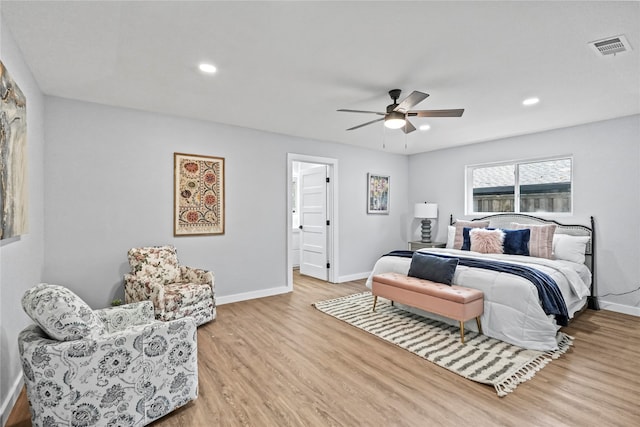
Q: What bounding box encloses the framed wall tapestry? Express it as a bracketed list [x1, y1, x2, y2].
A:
[367, 173, 389, 214]
[0, 60, 28, 240]
[174, 152, 225, 236]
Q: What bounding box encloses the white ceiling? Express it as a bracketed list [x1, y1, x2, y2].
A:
[2, 1, 639, 155]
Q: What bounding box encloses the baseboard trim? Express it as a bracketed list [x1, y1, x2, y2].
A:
[600, 301, 640, 317]
[216, 285, 291, 306]
[337, 272, 371, 283]
[215, 273, 372, 304]
[1, 373, 23, 426]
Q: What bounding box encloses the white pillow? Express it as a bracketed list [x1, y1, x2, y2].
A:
[553, 234, 590, 264]
[446, 225, 456, 249]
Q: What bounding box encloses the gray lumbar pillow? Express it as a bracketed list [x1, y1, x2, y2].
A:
[407, 252, 459, 285]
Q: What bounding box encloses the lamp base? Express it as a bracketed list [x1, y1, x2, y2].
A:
[421, 219, 432, 243]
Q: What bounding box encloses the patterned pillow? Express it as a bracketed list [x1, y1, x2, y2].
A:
[510, 222, 556, 259]
[128, 246, 181, 285]
[22, 283, 105, 341]
[453, 220, 490, 249]
[469, 228, 505, 254]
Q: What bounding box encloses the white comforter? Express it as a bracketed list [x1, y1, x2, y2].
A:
[365, 248, 591, 351]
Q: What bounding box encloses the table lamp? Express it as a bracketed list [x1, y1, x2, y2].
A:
[414, 202, 438, 243]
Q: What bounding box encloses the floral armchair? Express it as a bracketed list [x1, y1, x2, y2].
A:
[19, 283, 198, 427]
[124, 245, 216, 326]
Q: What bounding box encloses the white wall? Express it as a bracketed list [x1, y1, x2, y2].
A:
[0, 18, 46, 424]
[409, 115, 640, 315]
[43, 97, 409, 309]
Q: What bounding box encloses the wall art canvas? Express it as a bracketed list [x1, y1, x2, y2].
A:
[367, 173, 389, 214]
[0, 60, 28, 240]
[174, 153, 225, 235]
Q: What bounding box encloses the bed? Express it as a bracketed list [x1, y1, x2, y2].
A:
[365, 213, 596, 351]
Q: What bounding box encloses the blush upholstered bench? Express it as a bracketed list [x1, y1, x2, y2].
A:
[371, 272, 484, 343]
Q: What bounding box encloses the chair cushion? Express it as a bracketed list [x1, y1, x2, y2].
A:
[128, 246, 181, 285]
[22, 283, 105, 341]
[163, 282, 213, 314]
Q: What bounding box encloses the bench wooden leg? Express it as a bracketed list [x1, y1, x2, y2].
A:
[459, 318, 482, 343]
[372, 295, 378, 312]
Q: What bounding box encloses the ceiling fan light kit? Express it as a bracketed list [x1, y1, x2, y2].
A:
[339, 89, 464, 134]
[384, 111, 406, 129]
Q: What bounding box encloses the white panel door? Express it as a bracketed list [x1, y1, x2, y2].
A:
[299, 165, 328, 280]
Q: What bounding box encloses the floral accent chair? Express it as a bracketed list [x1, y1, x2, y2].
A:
[124, 245, 216, 326]
[19, 283, 198, 427]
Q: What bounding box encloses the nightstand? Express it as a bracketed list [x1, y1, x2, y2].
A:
[409, 241, 446, 251]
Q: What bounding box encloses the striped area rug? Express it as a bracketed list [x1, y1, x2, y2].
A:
[313, 292, 573, 396]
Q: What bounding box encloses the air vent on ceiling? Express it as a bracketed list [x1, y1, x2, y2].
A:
[588, 35, 632, 56]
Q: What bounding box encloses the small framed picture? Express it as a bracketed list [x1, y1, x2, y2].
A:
[367, 173, 390, 214]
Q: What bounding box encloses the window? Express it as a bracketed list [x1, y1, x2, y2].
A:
[466, 157, 572, 215]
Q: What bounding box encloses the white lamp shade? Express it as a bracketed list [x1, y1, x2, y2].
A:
[414, 202, 438, 219]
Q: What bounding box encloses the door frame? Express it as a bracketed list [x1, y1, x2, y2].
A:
[287, 153, 339, 289]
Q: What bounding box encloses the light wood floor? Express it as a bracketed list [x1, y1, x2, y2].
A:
[7, 272, 640, 426]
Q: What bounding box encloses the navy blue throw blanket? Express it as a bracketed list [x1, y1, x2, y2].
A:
[384, 250, 569, 326]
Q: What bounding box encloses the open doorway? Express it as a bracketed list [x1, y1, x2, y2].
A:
[287, 154, 338, 290]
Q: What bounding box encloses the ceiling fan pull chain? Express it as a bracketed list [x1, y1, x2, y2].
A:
[382, 122, 386, 149]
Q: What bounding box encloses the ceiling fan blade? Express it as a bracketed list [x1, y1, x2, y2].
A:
[408, 109, 465, 117]
[394, 91, 429, 113]
[346, 117, 385, 131]
[402, 120, 416, 134]
[337, 109, 385, 115]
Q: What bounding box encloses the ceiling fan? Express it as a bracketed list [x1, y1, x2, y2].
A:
[338, 89, 464, 134]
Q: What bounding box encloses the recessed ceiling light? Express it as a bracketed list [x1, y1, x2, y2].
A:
[419, 124, 431, 131]
[522, 97, 540, 106]
[198, 63, 217, 74]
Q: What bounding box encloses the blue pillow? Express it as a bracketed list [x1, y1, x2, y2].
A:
[407, 252, 459, 285]
[502, 228, 530, 256]
[461, 227, 474, 251]
[461, 227, 530, 256]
